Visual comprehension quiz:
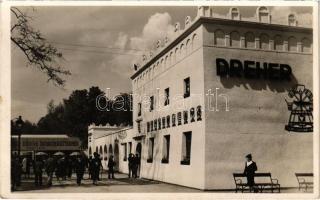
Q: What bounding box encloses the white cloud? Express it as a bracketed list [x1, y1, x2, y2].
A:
[130, 12, 175, 51]
[107, 12, 176, 77]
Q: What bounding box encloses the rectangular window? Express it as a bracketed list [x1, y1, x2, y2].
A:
[150, 121, 153, 131]
[162, 117, 166, 129]
[123, 143, 127, 161]
[137, 121, 141, 133]
[181, 132, 192, 165]
[166, 115, 170, 128]
[129, 142, 132, 154]
[184, 110, 188, 124]
[158, 118, 161, 130]
[147, 122, 150, 132]
[138, 103, 142, 116]
[154, 120, 157, 131]
[162, 135, 170, 164]
[172, 114, 176, 126]
[177, 112, 182, 125]
[164, 88, 170, 106]
[147, 138, 154, 163]
[184, 77, 190, 98]
[150, 96, 154, 111]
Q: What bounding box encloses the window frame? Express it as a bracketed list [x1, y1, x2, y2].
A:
[184, 77, 190, 98]
[161, 135, 170, 164]
[164, 88, 170, 106]
[181, 132, 192, 165]
[147, 137, 155, 163]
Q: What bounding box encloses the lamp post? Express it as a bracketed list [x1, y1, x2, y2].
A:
[16, 116, 24, 159]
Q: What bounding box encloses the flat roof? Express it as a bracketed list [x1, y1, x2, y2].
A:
[131, 16, 312, 80]
[11, 134, 70, 138]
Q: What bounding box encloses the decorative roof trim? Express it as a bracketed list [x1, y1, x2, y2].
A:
[130, 16, 312, 80]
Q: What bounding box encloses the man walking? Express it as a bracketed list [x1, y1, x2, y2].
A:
[75, 155, 86, 186]
[128, 154, 134, 178]
[135, 153, 141, 178]
[243, 154, 258, 192]
[33, 157, 44, 186]
[11, 153, 21, 191]
[45, 156, 56, 186]
[92, 152, 102, 185]
[88, 156, 93, 179]
[108, 155, 115, 179]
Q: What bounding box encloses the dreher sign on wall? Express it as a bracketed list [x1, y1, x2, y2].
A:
[216, 58, 292, 81]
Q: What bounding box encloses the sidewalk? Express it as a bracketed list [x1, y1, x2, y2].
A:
[14, 173, 310, 193]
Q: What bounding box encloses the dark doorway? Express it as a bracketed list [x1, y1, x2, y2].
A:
[114, 143, 119, 171]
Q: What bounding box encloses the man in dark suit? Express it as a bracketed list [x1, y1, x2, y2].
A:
[243, 154, 258, 192]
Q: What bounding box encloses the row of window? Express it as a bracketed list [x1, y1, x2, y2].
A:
[147, 131, 192, 165]
[133, 33, 199, 89]
[121, 142, 133, 161]
[146, 106, 202, 133]
[89, 143, 121, 160]
[213, 30, 312, 53]
[137, 77, 190, 117]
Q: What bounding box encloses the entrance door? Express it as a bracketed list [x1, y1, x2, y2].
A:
[114, 143, 119, 171]
[135, 143, 142, 177]
[136, 143, 142, 157]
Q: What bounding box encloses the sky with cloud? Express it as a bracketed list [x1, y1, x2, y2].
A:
[11, 6, 312, 123]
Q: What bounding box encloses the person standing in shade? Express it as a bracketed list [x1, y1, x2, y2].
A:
[75, 155, 86, 186]
[11, 153, 21, 191]
[132, 154, 138, 178]
[92, 152, 102, 185]
[128, 154, 134, 178]
[88, 156, 93, 179]
[45, 155, 56, 186]
[26, 157, 31, 178]
[134, 153, 141, 178]
[108, 155, 115, 179]
[33, 157, 44, 186]
[243, 154, 258, 193]
[22, 157, 27, 178]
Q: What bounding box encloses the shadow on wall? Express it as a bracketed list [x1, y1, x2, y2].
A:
[219, 74, 298, 93]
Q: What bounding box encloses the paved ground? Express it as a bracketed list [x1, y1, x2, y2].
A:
[14, 173, 201, 193]
[14, 172, 311, 193]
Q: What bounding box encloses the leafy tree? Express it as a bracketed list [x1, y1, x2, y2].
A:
[11, 7, 71, 86]
[12, 87, 133, 148]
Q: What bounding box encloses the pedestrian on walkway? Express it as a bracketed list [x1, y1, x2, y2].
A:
[134, 153, 141, 178]
[66, 155, 73, 180]
[108, 155, 115, 179]
[11, 153, 21, 191]
[98, 154, 102, 181]
[75, 155, 86, 186]
[128, 153, 134, 178]
[26, 157, 31, 178]
[33, 157, 44, 186]
[45, 155, 56, 186]
[92, 152, 102, 185]
[55, 157, 65, 181]
[132, 154, 138, 178]
[88, 156, 93, 179]
[243, 154, 258, 193]
[22, 157, 27, 178]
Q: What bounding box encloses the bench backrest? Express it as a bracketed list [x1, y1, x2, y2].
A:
[295, 173, 313, 177]
[233, 172, 273, 184]
[233, 172, 272, 177]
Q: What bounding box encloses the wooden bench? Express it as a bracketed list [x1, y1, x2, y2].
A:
[295, 173, 313, 192]
[233, 173, 280, 193]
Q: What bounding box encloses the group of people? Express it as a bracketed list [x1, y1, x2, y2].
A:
[128, 153, 141, 178]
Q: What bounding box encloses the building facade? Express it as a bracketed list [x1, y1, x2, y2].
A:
[89, 6, 313, 190]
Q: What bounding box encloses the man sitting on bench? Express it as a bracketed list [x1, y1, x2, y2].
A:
[244, 154, 258, 192]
